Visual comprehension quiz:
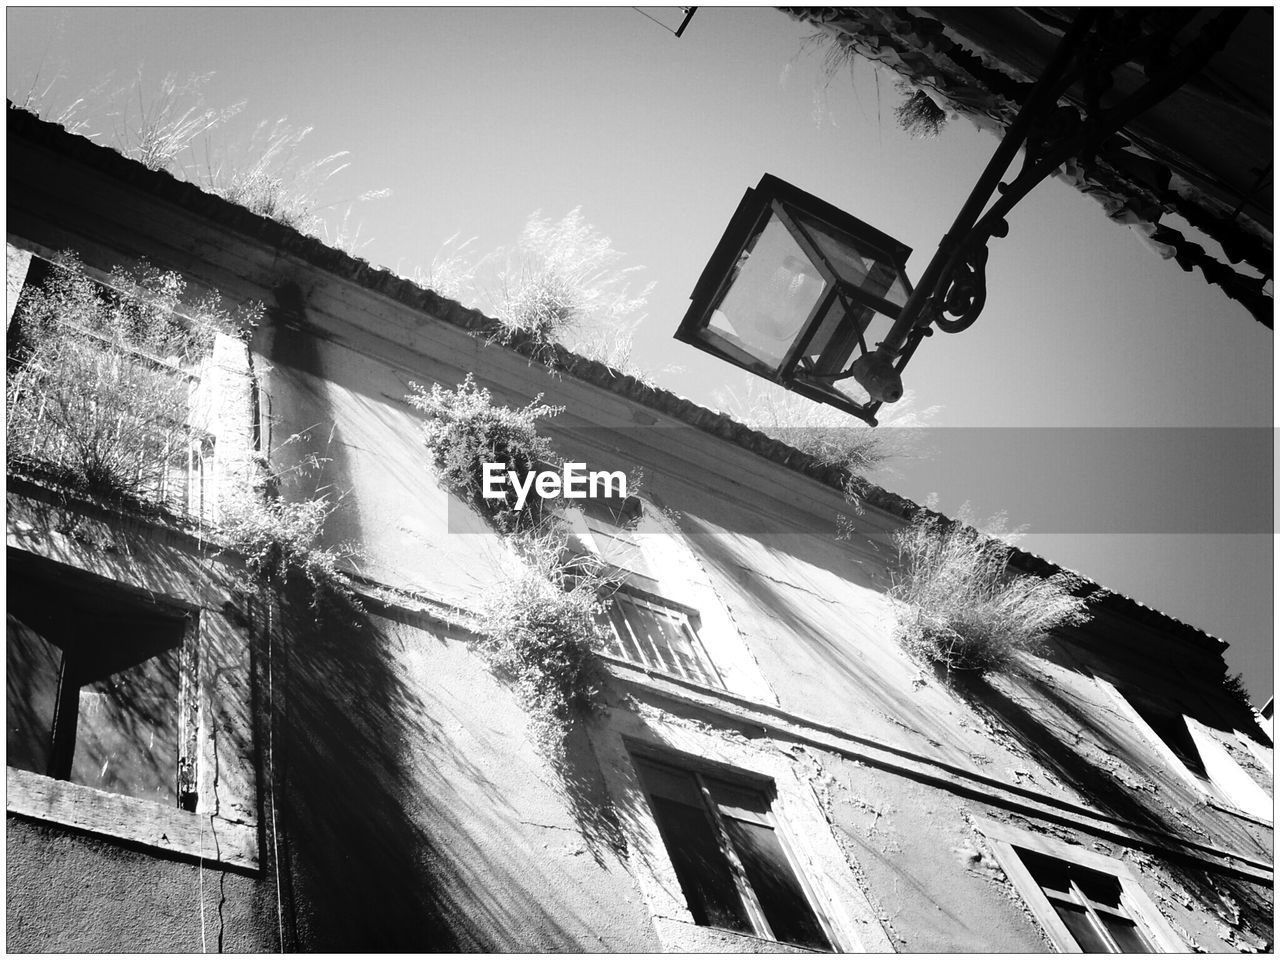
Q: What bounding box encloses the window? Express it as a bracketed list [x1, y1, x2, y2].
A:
[1017, 850, 1153, 952]
[576, 495, 726, 689]
[1128, 697, 1209, 779]
[578, 493, 656, 589]
[6, 246, 214, 520]
[1103, 679, 1273, 821]
[6, 559, 196, 808]
[631, 753, 834, 950]
[598, 590, 724, 688]
[978, 818, 1183, 953]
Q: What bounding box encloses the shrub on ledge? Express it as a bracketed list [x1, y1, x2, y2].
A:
[6, 252, 258, 505]
[475, 536, 615, 760]
[890, 516, 1090, 675]
[407, 374, 561, 534]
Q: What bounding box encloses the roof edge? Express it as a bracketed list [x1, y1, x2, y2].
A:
[5, 102, 1229, 656]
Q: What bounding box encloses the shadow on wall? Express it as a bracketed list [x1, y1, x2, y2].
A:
[261, 302, 595, 949]
[274, 579, 622, 950]
[274, 578, 482, 949]
[671, 511, 1271, 949]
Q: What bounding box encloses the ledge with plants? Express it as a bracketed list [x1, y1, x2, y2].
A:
[888, 514, 1091, 678]
[409, 374, 626, 764]
[5, 251, 353, 604]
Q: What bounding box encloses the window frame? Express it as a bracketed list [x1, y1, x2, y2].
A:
[598, 586, 726, 690]
[975, 817, 1184, 953]
[564, 493, 780, 702]
[628, 744, 838, 951]
[589, 712, 891, 951]
[5, 542, 259, 871]
[1093, 674, 1273, 823]
[6, 244, 217, 521]
[7, 569, 200, 809]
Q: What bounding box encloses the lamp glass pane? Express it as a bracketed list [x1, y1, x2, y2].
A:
[706, 213, 826, 373]
[794, 212, 910, 308]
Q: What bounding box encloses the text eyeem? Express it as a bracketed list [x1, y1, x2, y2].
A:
[482, 462, 627, 510]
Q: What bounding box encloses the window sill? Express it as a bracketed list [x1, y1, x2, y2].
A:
[6, 767, 258, 870]
[1206, 796, 1273, 826]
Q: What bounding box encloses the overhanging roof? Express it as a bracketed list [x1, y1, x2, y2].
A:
[788, 7, 1273, 327]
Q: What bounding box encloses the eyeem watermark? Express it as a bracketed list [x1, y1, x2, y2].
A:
[483, 462, 626, 511]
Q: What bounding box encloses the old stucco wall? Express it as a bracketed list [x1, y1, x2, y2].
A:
[6, 816, 277, 953]
[814, 752, 1272, 953]
[6, 103, 1267, 950]
[272, 584, 659, 951]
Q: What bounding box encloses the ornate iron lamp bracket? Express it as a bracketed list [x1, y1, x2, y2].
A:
[854, 8, 1247, 353]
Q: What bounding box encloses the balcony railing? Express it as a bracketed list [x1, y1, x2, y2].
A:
[6, 307, 218, 526]
[7, 364, 217, 523]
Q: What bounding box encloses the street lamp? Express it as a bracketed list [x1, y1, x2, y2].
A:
[674, 174, 919, 420]
[675, 9, 1250, 426]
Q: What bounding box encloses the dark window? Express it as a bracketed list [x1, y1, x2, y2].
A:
[1128, 697, 1209, 779]
[6, 559, 196, 808]
[632, 754, 833, 950]
[1019, 850, 1153, 953]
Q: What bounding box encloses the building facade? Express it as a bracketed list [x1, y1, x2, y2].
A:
[6, 104, 1273, 952]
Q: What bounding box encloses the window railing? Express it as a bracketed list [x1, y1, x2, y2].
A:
[598, 590, 725, 689]
[6, 328, 217, 525]
[7, 252, 219, 524]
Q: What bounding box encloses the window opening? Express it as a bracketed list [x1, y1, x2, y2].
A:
[579, 493, 656, 586]
[576, 495, 726, 689]
[1129, 699, 1209, 779]
[1017, 849, 1153, 953]
[632, 754, 833, 950]
[6, 561, 196, 809]
[6, 250, 214, 519]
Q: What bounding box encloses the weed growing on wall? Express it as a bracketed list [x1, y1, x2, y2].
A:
[7, 251, 354, 605]
[6, 252, 258, 501]
[475, 534, 616, 761]
[409, 376, 625, 761]
[892, 85, 949, 138]
[111, 71, 245, 173]
[797, 29, 950, 138]
[890, 516, 1090, 675]
[408, 374, 561, 534]
[493, 209, 654, 362]
[218, 452, 357, 608]
[409, 210, 655, 380]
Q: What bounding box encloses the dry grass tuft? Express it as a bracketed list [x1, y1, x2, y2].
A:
[720, 380, 939, 481]
[893, 86, 949, 139]
[10, 68, 388, 253]
[890, 516, 1090, 675]
[408, 210, 655, 379]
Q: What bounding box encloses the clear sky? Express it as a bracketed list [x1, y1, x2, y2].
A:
[7, 7, 1273, 700]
